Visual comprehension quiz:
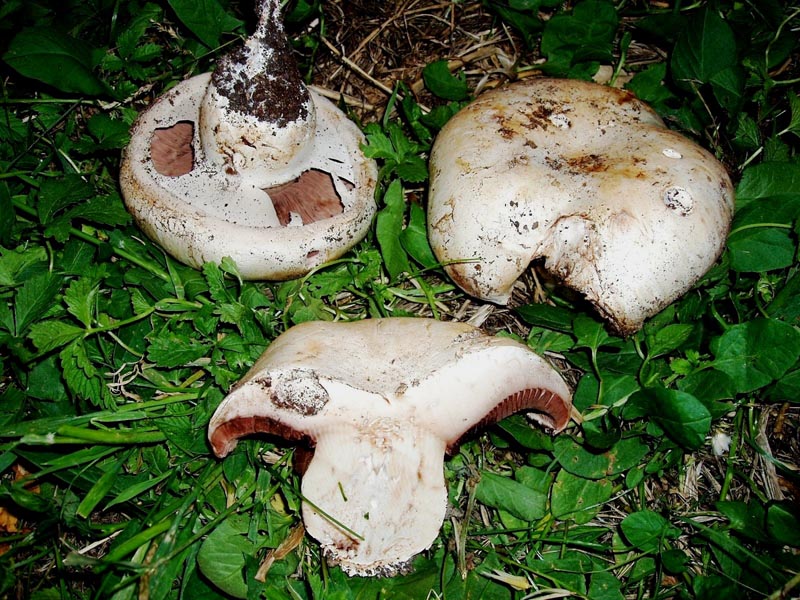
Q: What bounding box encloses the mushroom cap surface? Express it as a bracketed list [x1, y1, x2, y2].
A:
[208, 317, 572, 576]
[428, 78, 734, 334]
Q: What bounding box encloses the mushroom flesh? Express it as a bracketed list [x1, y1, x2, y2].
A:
[120, 0, 377, 280]
[428, 78, 734, 335]
[208, 317, 572, 576]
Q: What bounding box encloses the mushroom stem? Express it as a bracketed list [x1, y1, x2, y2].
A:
[199, 0, 314, 181]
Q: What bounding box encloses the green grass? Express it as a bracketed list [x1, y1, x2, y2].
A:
[1, 0, 800, 598]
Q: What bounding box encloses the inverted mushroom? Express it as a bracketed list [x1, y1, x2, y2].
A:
[120, 0, 377, 280]
[208, 317, 572, 576]
[427, 78, 734, 335]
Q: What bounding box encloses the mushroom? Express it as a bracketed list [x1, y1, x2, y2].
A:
[120, 0, 377, 280]
[208, 317, 572, 576]
[427, 78, 734, 335]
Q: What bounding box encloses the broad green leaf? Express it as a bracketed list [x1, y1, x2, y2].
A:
[3, 28, 105, 95]
[422, 60, 469, 101]
[197, 514, 255, 599]
[629, 387, 711, 449]
[167, 0, 243, 48]
[728, 228, 796, 272]
[550, 471, 612, 524]
[766, 502, 800, 546]
[646, 324, 694, 357]
[554, 436, 648, 479]
[588, 571, 624, 600]
[475, 471, 547, 522]
[517, 303, 577, 332]
[671, 8, 737, 87]
[716, 500, 768, 542]
[399, 202, 438, 268]
[620, 510, 680, 553]
[709, 65, 744, 113]
[394, 155, 429, 183]
[573, 315, 616, 351]
[711, 318, 800, 393]
[736, 162, 800, 205]
[28, 320, 84, 353]
[376, 180, 411, 279]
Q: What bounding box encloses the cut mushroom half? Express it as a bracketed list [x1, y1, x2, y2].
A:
[120, 0, 377, 280]
[428, 78, 735, 335]
[208, 317, 572, 576]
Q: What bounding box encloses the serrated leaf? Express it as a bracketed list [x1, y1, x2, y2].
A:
[65, 277, 99, 327]
[147, 332, 210, 368]
[711, 318, 800, 393]
[376, 180, 411, 280]
[203, 261, 231, 303]
[38, 175, 94, 226]
[3, 28, 105, 95]
[14, 272, 63, 336]
[395, 156, 429, 183]
[28, 321, 84, 353]
[168, 0, 243, 48]
[540, 0, 618, 74]
[736, 162, 800, 205]
[361, 128, 396, 160]
[422, 60, 469, 101]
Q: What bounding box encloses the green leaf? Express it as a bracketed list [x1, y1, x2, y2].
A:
[167, 0, 243, 48]
[475, 471, 547, 522]
[422, 60, 469, 101]
[197, 515, 254, 599]
[554, 436, 648, 479]
[65, 277, 99, 328]
[540, 0, 618, 75]
[38, 175, 94, 225]
[588, 571, 624, 600]
[627, 387, 711, 450]
[550, 472, 613, 524]
[620, 510, 680, 553]
[3, 28, 105, 95]
[671, 8, 737, 87]
[646, 323, 694, 358]
[399, 202, 438, 269]
[573, 315, 616, 351]
[28, 320, 84, 353]
[711, 318, 800, 393]
[766, 502, 800, 546]
[728, 228, 796, 272]
[14, 272, 63, 336]
[376, 180, 411, 280]
[736, 162, 800, 206]
[516, 303, 577, 332]
[147, 332, 211, 368]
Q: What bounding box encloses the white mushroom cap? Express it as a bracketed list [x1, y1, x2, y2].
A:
[428, 78, 735, 334]
[208, 318, 572, 576]
[119, 0, 377, 280]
